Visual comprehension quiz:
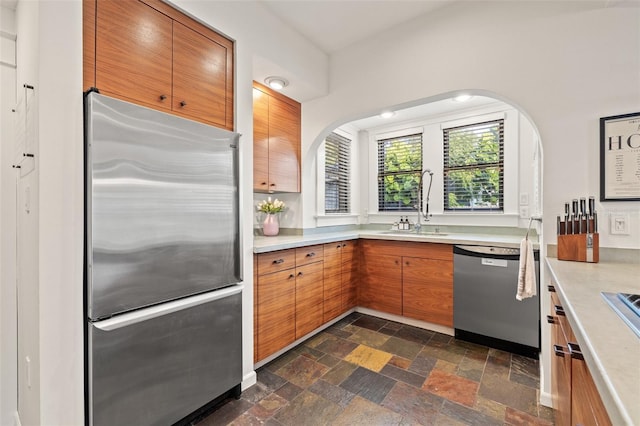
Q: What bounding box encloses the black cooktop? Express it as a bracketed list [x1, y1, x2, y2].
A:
[602, 292, 640, 338]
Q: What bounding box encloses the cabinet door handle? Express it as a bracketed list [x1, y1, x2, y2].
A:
[567, 342, 584, 360]
[337, 245, 342, 249]
[553, 344, 569, 357]
[547, 284, 556, 292]
[261, 182, 267, 186]
[306, 252, 316, 257]
[297, 271, 303, 276]
[554, 305, 565, 316]
[546, 315, 556, 324]
[342, 243, 347, 247]
[159, 94, 167, 101]
[272, 259, 284, 265]
[180, 100, 187, 107]
[288, 274, 295, 279]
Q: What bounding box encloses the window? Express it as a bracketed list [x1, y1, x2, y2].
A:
[443, 119, 504, 211]
[377, 133, 423, 211]
[324, 132, 351, 213]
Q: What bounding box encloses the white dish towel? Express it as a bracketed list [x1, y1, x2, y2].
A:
[516, 237, 536, 301]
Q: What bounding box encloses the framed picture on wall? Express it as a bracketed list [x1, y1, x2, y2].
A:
[600, 112, 640, 201]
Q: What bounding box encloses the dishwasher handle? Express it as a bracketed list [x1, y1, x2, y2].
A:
[454, 244, 539, 261]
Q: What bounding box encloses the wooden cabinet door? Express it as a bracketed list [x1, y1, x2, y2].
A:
[402, 257, 453, 326]
[323, 243, 343, 322]
[571, 355, 612, 426]
[295, 262, 324, 339]
[172, 21, 229, 127]
[341, 241, 358, 311]
[268, 96, 300, 193]
[256, 269, 296, 361]
[95, 0, 172, 110]
[253, 88, 270, 191]
[359, 254, 402, 315]
[550, 291, 572, 426]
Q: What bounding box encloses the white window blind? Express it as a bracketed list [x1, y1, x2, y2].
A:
[325, 132, 351, 214]
[377, 133, 423, 212]
[443, 119, 504, 211]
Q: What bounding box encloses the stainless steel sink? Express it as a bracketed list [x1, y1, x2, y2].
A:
[381, 230, 448, 237]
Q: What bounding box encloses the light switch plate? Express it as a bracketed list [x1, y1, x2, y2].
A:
[610, 212, 630, 235]
[519, 193, 529, 206]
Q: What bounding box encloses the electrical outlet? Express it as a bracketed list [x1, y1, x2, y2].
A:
[610, 212, 630, 235]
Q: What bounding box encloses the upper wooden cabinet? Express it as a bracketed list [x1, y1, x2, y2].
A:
[84, 0, 234, 130]
[253, 82, 301, 193]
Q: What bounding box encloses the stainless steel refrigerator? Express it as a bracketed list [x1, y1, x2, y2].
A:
[84, 92, 242, 426]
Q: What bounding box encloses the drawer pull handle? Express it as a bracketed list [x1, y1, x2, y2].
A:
[553, 344, 569, 357]
[272, 259, 284, 265]
[261, 182, 267, 186]
[337, 245, 342, 249]
[554, 305, 565, 316]
[159, 94, 167, 101]
[288, 274, 295, 279]
[546, 315, 556, 324]
[270, 183, 276, 187]
[180, 100, 187, 107]
[567, 342, 584, 360]
[306, 252, 316, 257]
[297, 272, 303, 276]
[342, 243, 346, 247]
[547, 285, 556, 292]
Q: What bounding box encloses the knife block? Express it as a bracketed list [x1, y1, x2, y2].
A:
[557, 233, 599, 263]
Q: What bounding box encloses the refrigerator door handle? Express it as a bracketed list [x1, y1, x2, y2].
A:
[93, 285, 243, 331]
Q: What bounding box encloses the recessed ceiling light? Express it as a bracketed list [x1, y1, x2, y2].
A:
[380, 111, 395, 119]
[265, 76, 288, 90]
[453, 94, 472, 102]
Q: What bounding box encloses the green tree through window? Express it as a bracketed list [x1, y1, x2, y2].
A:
[377, 133, 423, 211]
[444, 120, 504, 211]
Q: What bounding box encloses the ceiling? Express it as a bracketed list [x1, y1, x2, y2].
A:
[259, 0, 457, 54]
[256, 0, 510, 130]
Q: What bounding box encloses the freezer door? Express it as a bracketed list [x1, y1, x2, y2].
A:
[88, 286, 242, 426]
[85, 93, 241, 319]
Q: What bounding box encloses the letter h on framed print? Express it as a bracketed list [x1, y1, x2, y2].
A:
[600, 112, 640, 201]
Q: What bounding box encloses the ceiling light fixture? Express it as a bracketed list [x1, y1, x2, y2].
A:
[265, 76, 289, 90]
[453, 94, 472, 102]
[380, 111, 395, 119]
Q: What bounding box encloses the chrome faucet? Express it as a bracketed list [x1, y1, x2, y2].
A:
[415, 169, 434, 233]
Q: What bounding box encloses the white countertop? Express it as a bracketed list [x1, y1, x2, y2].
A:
[254, 229, 536, 253]
[545, 258, 640, 426]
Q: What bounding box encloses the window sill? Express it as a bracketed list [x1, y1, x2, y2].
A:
[315, 214, 359, 228]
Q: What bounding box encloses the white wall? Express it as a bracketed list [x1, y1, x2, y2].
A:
[0, 5, 17, 425]
[301, 1, 640, 251]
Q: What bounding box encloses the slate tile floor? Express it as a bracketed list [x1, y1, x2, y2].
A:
[196, 313, 554, 425]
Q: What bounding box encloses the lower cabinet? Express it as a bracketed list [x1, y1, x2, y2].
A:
[254, 245, 323, 362]
[295, 261, 324, 339]
[359, 240, 453, 326]
[549, 285, 611, 426]
[255, 239, 454, 364]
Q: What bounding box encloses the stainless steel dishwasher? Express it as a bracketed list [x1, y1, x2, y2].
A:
[453, 245, 540, 358]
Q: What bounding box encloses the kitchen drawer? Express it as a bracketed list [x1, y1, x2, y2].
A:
[257, 249, 295, 275]
[295, 244, 324, 266]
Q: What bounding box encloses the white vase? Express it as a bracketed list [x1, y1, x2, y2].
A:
[263, 213, 279, 236]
